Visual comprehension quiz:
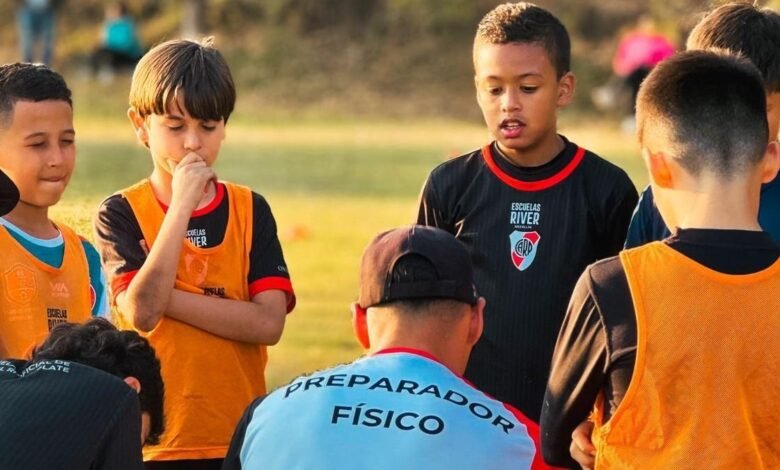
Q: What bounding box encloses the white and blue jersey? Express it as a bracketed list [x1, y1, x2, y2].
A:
[224, 349, 544, 470]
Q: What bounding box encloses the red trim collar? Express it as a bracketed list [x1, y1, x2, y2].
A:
[482, 144, 585, 191]
[157, 182, 225, 217]
[373, 347, 442, 364]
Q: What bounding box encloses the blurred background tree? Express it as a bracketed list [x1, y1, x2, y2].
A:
[0, 0, 777, 119]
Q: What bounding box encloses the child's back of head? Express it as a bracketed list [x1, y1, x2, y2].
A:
[687, 3, 780, 93]
[637, 50, 768, 178]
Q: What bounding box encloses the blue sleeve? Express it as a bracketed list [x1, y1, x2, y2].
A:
[624, 185, 670, 249]
[82, 240, 109, 317]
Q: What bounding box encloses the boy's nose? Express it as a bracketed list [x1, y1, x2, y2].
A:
[501, 89, 522, 112]
[46, 147, 67, 167]
[183, 131, 202, 151]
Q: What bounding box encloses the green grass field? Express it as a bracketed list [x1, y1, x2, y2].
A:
[50, 112, 645, 390]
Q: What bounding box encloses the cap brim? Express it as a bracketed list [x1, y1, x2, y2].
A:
[0, 170, 20, 217]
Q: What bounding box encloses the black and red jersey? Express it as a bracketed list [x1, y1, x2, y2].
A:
[417, 137, 637, 421]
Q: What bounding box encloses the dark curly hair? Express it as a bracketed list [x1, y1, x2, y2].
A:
[475, 2, 570, 78]
[33, 318, 165, 445]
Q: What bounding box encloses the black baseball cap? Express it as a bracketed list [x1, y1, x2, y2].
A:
[358, 225, 478, 308]
[0, 169, 19, 217]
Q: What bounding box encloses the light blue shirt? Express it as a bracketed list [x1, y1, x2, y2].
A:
[237, 350, 536, 469]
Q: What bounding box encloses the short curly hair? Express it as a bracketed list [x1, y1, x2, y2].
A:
[474, 2, 570, 78]
[33, 318, 165, 445]
[0, 63, 72, 128]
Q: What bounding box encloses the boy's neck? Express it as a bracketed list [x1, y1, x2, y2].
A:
[2, 203, 58, 239]
[668, 182, 762, 232]
[149, 169, 217, 210]
[496, 133, 564, 168]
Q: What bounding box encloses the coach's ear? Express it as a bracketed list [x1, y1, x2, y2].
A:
[124, 376, 141, 394]
[351, 302, 370, 350]
[127, 108, 149, 147]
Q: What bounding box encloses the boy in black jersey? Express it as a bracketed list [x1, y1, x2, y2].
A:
[541, 52, 780, 468]
[417, 2, 637, 423]
[0, 318, 164, 469]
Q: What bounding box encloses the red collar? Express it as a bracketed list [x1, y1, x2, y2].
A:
[482, 144, 585, 191]
[156, 181, 225, 217]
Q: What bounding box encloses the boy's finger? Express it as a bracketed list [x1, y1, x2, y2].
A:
[569, 440, 595, 469]
[572, 421, 596, 451]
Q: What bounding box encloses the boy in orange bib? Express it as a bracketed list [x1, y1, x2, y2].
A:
[541, 52, 780, 468]
[0, 64, 107, 360]
[93, 38, 295, 469]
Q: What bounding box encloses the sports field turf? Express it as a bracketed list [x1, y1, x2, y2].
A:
[52, 113, 645, 390]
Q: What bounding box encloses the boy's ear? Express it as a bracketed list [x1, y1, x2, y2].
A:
[761, 141, 780, 184]
[556, 72, 576, 107]
[127, 108, 148, 146]
[643, 147, 675, 189]
[351, 302, 370, 350]
[123, 376, 141, 394]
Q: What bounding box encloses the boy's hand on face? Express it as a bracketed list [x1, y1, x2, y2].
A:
[169, 152, 216, 213]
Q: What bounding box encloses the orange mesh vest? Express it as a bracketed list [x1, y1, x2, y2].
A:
[0, 224, 91, 359]
[119, 180, 266, 462]
[592, 242, 780, 469]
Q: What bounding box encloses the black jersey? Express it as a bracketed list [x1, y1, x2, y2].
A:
[417, 137, 637, 421]
[0, 359, 143, 469]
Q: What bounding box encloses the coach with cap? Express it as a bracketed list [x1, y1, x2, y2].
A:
[223, 225, 547, 469]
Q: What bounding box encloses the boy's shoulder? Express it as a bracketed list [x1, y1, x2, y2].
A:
[577, 145, 632, 180]
[428, 147, 487, 181]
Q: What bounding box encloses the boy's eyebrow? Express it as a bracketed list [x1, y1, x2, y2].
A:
[483, 72, 544, 80]
[23, 129, 76, 139]
[162, 114, 184, 120]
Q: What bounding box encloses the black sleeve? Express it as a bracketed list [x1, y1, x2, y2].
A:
[599, 173, 638, 258]
[93, 391, 144, 470]
[222, 395, 266, 470]
[93, 195, 147, 292]
[416, 172, 453, 232]
[540, 267, 609, 468]
[248, 193, 294, 303]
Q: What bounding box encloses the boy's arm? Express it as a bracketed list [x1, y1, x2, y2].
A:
[163, 290, 287, 344]
[540, 268, 608, 468]
[117, 154, 215, 331]
[416, 173, 453, 232]
[600, 174, 639, 257]
[157, 191, 293, 344]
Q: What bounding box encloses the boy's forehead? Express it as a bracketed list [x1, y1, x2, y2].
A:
[1, 99, 73, 133]
[474, 41, 555, 77]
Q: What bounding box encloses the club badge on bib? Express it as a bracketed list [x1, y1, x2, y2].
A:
[509, 231, 540, 271]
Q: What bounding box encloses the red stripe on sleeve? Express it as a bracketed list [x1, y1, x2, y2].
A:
[110, 270, 139, 297]
[249, 276, 296, 313]
[503, 403, 560, 469]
